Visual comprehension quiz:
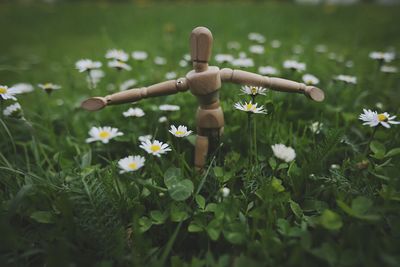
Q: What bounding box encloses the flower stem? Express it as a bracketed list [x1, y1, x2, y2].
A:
[248, 112, 253, 164]
[363, 126, 378, 157]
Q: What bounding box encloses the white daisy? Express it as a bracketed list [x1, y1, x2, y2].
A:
[3, 102, 21, 117]
[139, 139, 171, 157]
[86, 126, 124, 144]
[165, 72, 177, 80]
[215, 54, 234, 64]
[302, 74, 320, 85]
[106, 49, 129, 62]
[38, 83, 61, 94]
[158, 116, 168, 123]
[310, 121, 323, 134]
[232, 58, 254, 68]
[221, 187, 230, 197]
[369, 51, 395, 63]
[183, 54, 191, 61]
[131, 51, 148, 61]
[159, 104, 180, 111]
[123, 107, 145, 118]
[380, 65, 398, 73]
[258, 66, 278, 76]
[169, 125, 193, 138]
[108, 60, 132, 71]
[87, 69, 105, 87]
[315, 44, 328, 53]
[138, 135, 152, 142]
[271, 144, 296, 162]
[248, 32, 266, 43]
[11, 83, 34, 94]
[0, 85, 17, 100]
[241, 85, 267, 96]
[75, 59, 102, 72]
[283, 60, 306, 72]
[179, 59, 189, 67]
[249, 45, 265, 54]
[154, 56, 167, 65]
[359, 109, 400, 128]
[119, 79, 138, 91]
[334, 74, 357, 84]
[234, 101, 267, 114]
[118, 155, 145, 173]
[270, 40, 281, 48]
[227, 41, 241, 50]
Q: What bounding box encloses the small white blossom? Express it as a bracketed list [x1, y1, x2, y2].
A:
[86, 126, 123, 144]
[131, 51, 148, 61]
[183, 54, 191, 61]
[108, 60, 132, 71]
[106, 49, 129, 62]
[0, 85, 17, 100]
[315, 44, 328, 53]
[270, 40, 281, 48]
[227, 41, 241, 50]
[221, 187, 230, 197]
[169, 125, 192, 137]
[271, 144, 296, 162]
[139, 139, 171, 157]
[75, 59, 102, 72]
[283, 60, 306, 72]
[165, 72, 177, 80]
[159, 116, 168, 123]
[234, 101, 267, 114]
[359, 109, 400, 128]
[380, 65, 398, 73]
[310, 121, 323, 134]
[38, 83, 61, 94]
[249, 45, 265, 54]
[179, 60, 188, 67]
[119, 79, 137, 91]
[3, 102, 21, 117]
[369, 51, 395, 63]
[123, 107, 145, 118]
[87, 70, 104, 87]
[292, 45, 303, 54]
[302, 74, 319, 85]
[159, 104, 180, 111]
[154, 56, 167, 65]
[334, 74, 357, 84]
[232, 58, 254, 68]
[248, 32, 265, 43]
[118, 155, 145, 173]
[258, 66, 278, 75]
[215, 54, 234, 64]
[241, 85, 267, 96]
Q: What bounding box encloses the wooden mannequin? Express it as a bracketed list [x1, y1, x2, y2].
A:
[81, 27, 325, 169]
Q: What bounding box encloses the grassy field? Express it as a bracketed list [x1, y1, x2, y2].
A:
[1, 2, 400, 266]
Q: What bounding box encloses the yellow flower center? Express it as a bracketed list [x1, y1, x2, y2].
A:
[251, 87, 257, 95]
[175, 131, 184, 136]
[150, 144, 161, 152]
[44, 83, 52, 89]
[128, 162, 137, 170]
[99, 131, 110, 139]
[0, 87, 7, 94]
[377, 113, 387, 122]
[246, 103, 253, 110]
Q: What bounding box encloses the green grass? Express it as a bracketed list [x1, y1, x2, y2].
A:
[1, 2, 400, 267]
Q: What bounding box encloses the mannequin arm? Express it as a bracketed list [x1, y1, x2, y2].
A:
[81, 78, 189, 111]
[220, 68, 324, 102]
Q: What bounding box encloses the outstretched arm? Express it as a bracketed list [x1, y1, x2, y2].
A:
[220, 68, 324, 102]
[81, 78, 190, 111]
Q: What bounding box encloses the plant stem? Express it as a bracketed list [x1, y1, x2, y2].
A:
[248, 112, 253, 164]
[363, 126, 378, 157]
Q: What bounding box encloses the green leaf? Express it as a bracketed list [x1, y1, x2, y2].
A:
[289, 200, 303, 219]
[138, 216, 152, 232]
[320, 209, 343, 231]
[188, 222, 203, 233]
[168, 179, 194, 201]
[195, 195, 206, 209]
[164, 167, 182, 188]
[385, 148, 400, 158]
[213, 166, 224, 178]
[150, 210, 167, 225]
[30, 211, 54, 224]
[370, 141, 386, 155]
[207, 219, 221, 241]
[268, 157, 277, 169]
[351, 196, 373, 214]
[80, 150, 92, 169]
[271, 177, 285, 192]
